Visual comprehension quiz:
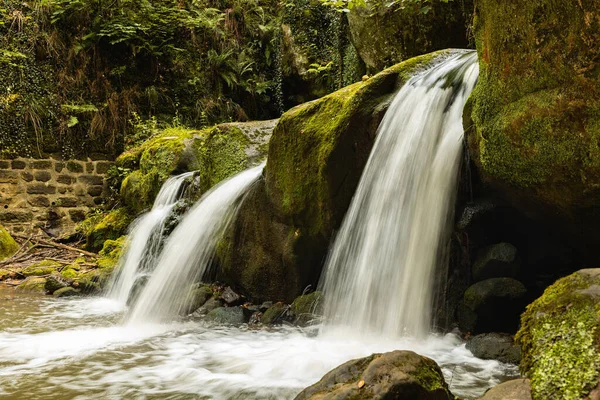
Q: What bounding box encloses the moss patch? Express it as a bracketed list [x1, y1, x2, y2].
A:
[22, 260, 61, 277]
[0, 224, 18, 261]
[516, 269, 600, 399]
[82, 208, 132, 252]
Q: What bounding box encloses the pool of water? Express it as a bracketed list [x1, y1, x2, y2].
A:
[0, 287, 518, 399]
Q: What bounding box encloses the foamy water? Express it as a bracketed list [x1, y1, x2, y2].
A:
[0, 289, 517, 399]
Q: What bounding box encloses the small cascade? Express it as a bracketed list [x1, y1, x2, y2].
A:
[127, 164, 264, 324]
[108, 172, 193, 305]
[319, 51, 479, 338]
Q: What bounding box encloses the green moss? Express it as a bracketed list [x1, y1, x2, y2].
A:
[53, 287, 80, 297]
[16, 277, 47, 293]
[97, 236, 126, 269]
[291, 291, 323, 316]
[516, 270, 600, 399]
[468, 0, 600, 211]
[262, 302, 288, 325]
[22, 260, 61, 276]
[412, 360, 448, 393]
[84, 208, 132, 252]
[0, 224, 18, 261]
[61, 268, 78, 279]
[0, 269, 12, 280]
[267, 51, 444, 238]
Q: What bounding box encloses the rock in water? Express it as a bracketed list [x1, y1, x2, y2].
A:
[466, 333, 521, 364]
[206, 307, 246, 325]
[479, 379, 532, 400]
[295, 350, 452, 400]
[45, 274, 68, 294]
[53, 287, 79, 298]
[472, 243, 520, 282]
[458, 278, 527, 334]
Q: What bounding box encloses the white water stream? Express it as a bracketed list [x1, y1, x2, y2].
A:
[127, 164, 264, 323]
[108, 172, 193, 305]
[320, 51, 479, 338]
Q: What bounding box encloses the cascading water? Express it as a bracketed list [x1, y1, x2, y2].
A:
[320, 51, 479, 338]
[127, 164, 264, 323]
[108, 172, 193, 305]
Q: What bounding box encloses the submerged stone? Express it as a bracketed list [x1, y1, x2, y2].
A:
[466, 333, 521, 364]
[295, 350, 452, 400]
[206, 307, 246, 325]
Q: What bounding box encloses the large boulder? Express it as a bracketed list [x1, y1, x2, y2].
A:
[516, 269, 600, 399]
[347, 0, 473, 72]
[217, 51, 447, 302]
[295, 350, 452, 400]
[119, 121, 275, 214]
[466, 0, 600, 246]
[466, 333, 521, 364]
[458, 277, 527, 334]
[0, 224, 18, 261]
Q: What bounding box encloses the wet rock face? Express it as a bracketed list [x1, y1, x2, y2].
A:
[466, 0, 600, 250]
[295, 350, 453, 400]
[466, 333, 521, 364]
[472, 243, 520, 282]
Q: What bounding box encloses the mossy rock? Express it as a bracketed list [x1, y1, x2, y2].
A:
[467, 0, 600, 244]
[348, 0, 473, 73]
[261, 302, 290, 325]
[61, 268, 78, 279]
[0, 224, 18, 261]
[516, 269, 600, 400]
[0, 269, 13, 281]
[295, 350, 452, 400]
[53, 287, 80, 298]
[291, 291, 323, 325]
[83, 208, 132, 252]
[74, 237, 125, 293]
[16, 277, 47, 293]
[118, 121, 275, 214]
[217, 51, 447, 302]
[206, 306, 246, 325]
[22, 260, 61, 277]
[45, 274, 68, 293]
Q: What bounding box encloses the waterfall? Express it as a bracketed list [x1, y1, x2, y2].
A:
[127, 164, 264, 324]
[108, 172, 193, 305]
[319, 51, 479, 338]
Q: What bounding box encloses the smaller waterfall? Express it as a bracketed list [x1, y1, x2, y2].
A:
[127, 164, 264, 324]
[320, 51, 479, 338]
[108, 172, 193, 305]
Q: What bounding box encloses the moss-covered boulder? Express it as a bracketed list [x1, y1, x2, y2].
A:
[22, 260, 61, 277]
[295, 350, 452, 400]
[218, 51, 447, 302]
[81, 208, 132, 252]
[0, 224, 18, 261]
[16, 277, 47, 293]
[347, 0, 472, 73]
[74, 236, 125, 293]
[119, 122, 275, 214]
[466, 0, 600, 243]
[261, 302, 290, 325]
[53, 287, 80, 298]
[516, 269, 600, 400]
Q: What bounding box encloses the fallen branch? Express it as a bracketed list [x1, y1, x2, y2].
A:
[14, 236, 98, 258]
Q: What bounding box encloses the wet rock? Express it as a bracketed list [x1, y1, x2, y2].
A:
[53, 287, 80, 298]
[459, 278, 527, 334]
[45, 274, 68, 294]
[16, 277, 47, 293]
[192, 298, 222, 317]
[261, 302, 291, 325]
[479, 378, 532, 400]
[456, 199, 498, 231]
[220, 286, 241, 305]
[291, 291, 323, 326]
[295, 350, 452, 400]
[206, 306, 246, 325]
[259, 301, 273, 312]
[466, 333, 521, 364]
[126, 275, 149, 306]
[183, 284, 213, 314]
[472, 243, 520, 282]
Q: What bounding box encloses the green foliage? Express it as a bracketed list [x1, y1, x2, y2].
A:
[319, 0, 452, 14]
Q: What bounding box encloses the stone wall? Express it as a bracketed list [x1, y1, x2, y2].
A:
[0, 158, 113, 237]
